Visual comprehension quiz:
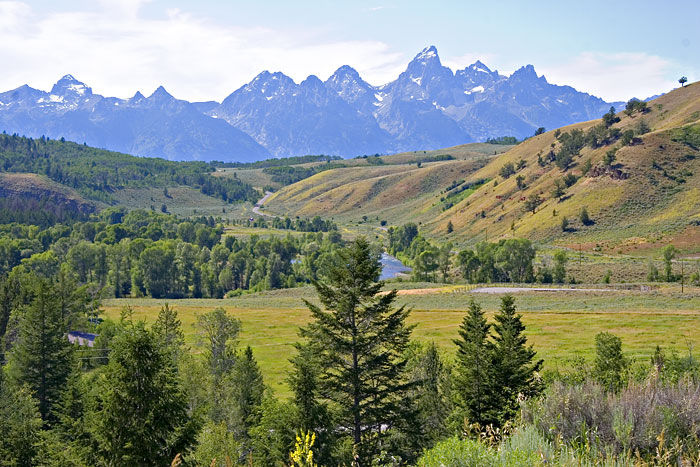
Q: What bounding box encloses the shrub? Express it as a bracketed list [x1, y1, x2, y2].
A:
[621, 130, 635, 146]
[581, 159, 593, 175]
[500, 163, 516, 179]
[603, 148, 617, 166]
[602, 107, 621, 127]
[416, 436, 496, 467]
[580, 206, 592, 226]
[594, 332, 629, 393]
[524, 380, 700, 460]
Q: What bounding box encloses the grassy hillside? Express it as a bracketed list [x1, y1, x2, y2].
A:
[426, 82, 700, 254]
[261, 142, 513, 225]
[212, 142, 513, 192]
[265, 82, 700, 256]
[0, 172, 97, 212]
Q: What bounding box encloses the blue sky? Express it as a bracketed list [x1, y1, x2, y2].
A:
[1, 0, 697, 102]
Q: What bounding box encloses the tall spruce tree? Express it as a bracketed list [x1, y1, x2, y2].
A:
[8, 277, 74, 423]
[91, 320, 197, 466]
[491, 295, 543, 422]
[0, 375, 43, 466]
[299, 238, 414, 464]
[453, 299, 498, 427]
[411, 342, 451, 447]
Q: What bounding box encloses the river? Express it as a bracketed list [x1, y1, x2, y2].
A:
[379, 253, 411, 280]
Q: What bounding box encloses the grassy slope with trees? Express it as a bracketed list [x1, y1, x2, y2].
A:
[264, 82, 700, 257]
[0, 133, 261, 211]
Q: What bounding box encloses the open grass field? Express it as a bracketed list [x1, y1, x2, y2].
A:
[101, 284, 700, 398]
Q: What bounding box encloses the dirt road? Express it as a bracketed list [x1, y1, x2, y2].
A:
[252, 191, 274, 217]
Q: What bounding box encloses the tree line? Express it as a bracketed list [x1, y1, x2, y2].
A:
[0, 209, 344, 299]
[388, 223, 565, 284]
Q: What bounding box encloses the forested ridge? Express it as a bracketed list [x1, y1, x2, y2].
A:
[0, 133, 260, 205]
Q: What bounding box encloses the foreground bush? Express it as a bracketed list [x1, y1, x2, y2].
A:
[417, 426, 574, 467]
[524, 379, 700, 462]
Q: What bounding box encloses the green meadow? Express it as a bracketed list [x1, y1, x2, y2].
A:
[102, 284, 700, 397]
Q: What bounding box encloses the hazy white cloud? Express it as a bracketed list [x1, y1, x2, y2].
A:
[0, 1, 405, 101]
[97, 0, 152, 18]
[0, 2, 690, 103]
[540, 52, 685, 102]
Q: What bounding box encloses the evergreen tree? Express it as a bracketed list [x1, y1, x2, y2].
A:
[0, 376, 43, 466]
[36, 364, 93, 466]
[288, 342, 336, 466]
[225, 345, 264, 441]
[594, 331, 628, 393]
[55, 264, 94, 330]
[91, 320, 197, 466]
[490, 295, 543, 422]
[152, 303, 186, 363]
[453, 299, 498, 426]
[299, 238, 414, 464]
[248, 397, 299, 467]
[407, 342, 452, 450]
[8, 278, 74, 423]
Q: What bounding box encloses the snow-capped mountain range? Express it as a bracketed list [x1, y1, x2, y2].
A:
[0, 46, 622, 162]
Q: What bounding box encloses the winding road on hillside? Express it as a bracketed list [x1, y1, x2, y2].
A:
[252, 191, 274, 217]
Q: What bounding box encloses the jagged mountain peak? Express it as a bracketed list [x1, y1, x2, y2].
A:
[466, 60, 493, 74]
[130, 91, 145, 102]
[403, 45, 452, 83]
[150, 85, 173, 99]
[50, 74, 92, 98]
[251, 70, 294, 84]
[242, 71, 297, 98]
[326, 65, 376, 110]
[510, 64, 546, 83]
[329, 65, 362, 81]
[413, 45, 440, 62]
